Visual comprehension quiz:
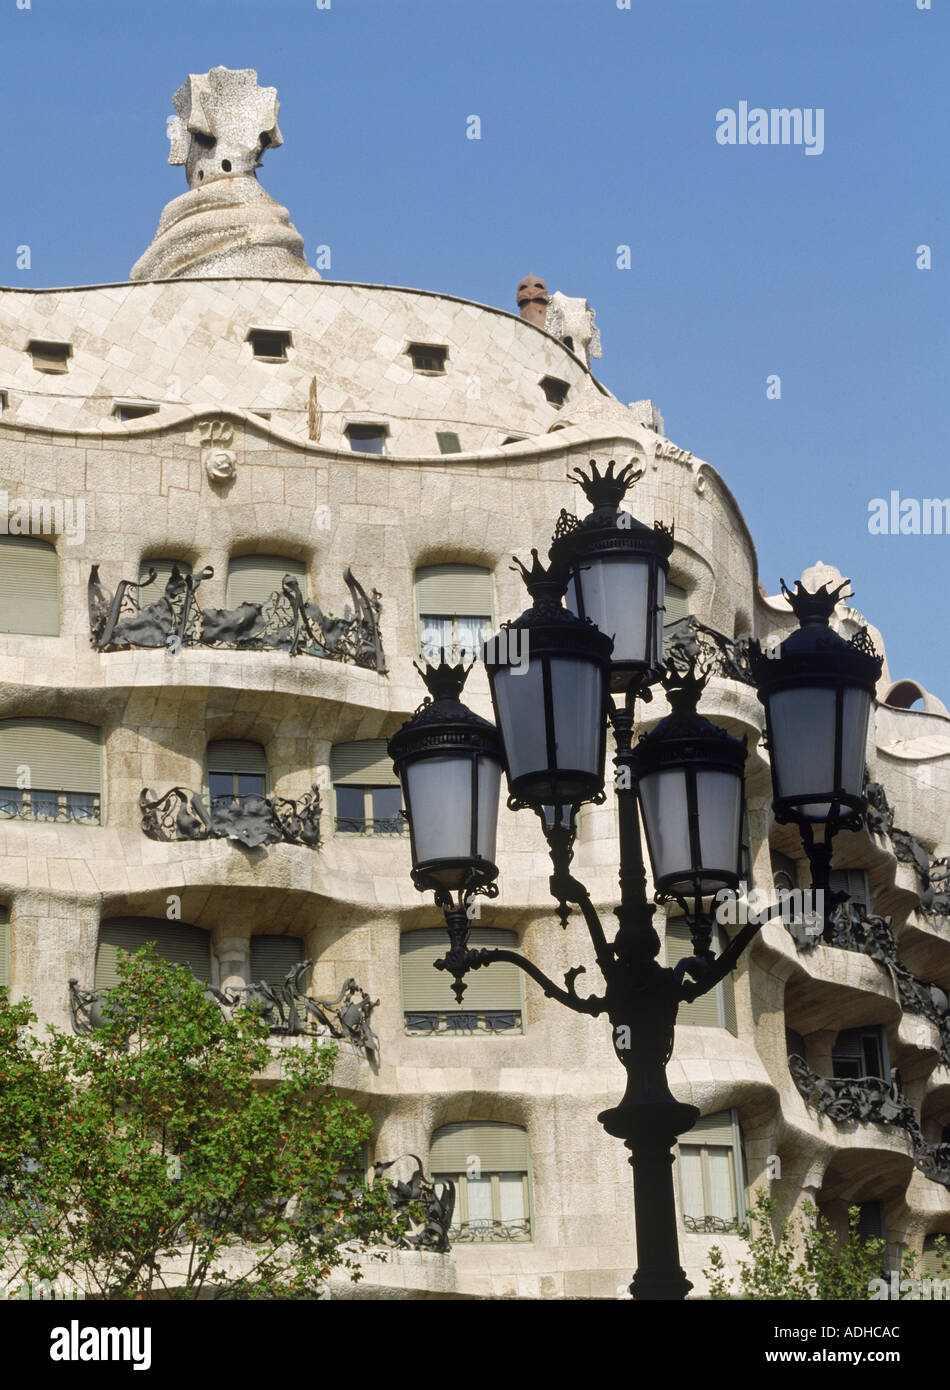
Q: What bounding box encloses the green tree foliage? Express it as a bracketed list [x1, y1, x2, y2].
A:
[705, 1190, 892, 1300]
[0, 947, 402, 1299]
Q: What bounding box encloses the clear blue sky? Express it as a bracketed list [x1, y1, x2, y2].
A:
[1, 0, 947, 698]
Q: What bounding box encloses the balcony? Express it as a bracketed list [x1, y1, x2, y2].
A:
[88, 564, 386, 672]
[139, 785, 321, 850]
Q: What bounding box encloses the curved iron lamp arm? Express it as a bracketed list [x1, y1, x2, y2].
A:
[674, 897, 808, 1001]
[464, 946, 606, 1016]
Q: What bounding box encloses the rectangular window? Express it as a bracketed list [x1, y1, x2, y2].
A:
[28, 340, 71, 374]
[419, 614, 491, 664]
[434, 1171, 531, 1243]
[247, 329, 292, 361]
[333, 784, 405, 835]
[832, 1026, 887, 1080]
[676, 1110, 745, 1232]
[345, 424, 387, 454]
[408, 343, 448, 374]
[0, 788, 100, 825]
[208, 771, 266, 808]
[436, 431, 461, 454]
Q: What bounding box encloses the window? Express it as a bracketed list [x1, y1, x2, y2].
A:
[345, 424, 388, 454]
[226, 555, 307, 609]
[0, 905, 8, 990]
[436, 431, 461, 454]
[430, 1122, 531, 1242]
[330, 740, 404, 834]
[415, 563, 493, 663]
[113, 401, 159, 422]
[206, 740, 268, 810]
[401, 927, 524, 1034]
[0, 718, 101, 824]
[786, 1027, 806, 1059]
[27, 340, 71, 373]
[832, 1026, 888, 1081]
[539, 375, 569, 408]
[856, 1201, 889, 1276]
[922, 1233, 950, 1279]
[501, 435, 526, 446]
[0, 536, 59, 635]
[676, 1110, 746, 1233]
[247, 328, 292, 361]
[407, 343, 448, 374]
[829, 868, 870, 915]
[665, 918, 737, 1033]
[662, 582, 689, 656]
[771, 850, 798, 895]
[138, 558, 192, 608]
[249, 936, 305, 990]
[95, 918, 211, 990]
[0, 390, 7, 417]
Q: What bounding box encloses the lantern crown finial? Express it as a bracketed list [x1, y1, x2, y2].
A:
[568, 458, 644, 511]
[413, 656, 473, 705]
[780, 577, 850, 626]
[661, 662, 708, 716]
[511, 548, 568, 604]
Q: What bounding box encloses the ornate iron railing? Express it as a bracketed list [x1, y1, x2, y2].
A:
[69, 966, 379, 1062]
[0, 790, 100, 825]
[450, 1218, 532, 1242]
[404, 1009, 522, 1035]
[334, 815, 407, 836]
[88, 564, 386, 673]
[664, 616, 756, 686]
[372, 1157, 456, 1253]
[139, 785, 321, 850]
[788, 1054, 950, 1188]
[683, 1214, 740, 1234]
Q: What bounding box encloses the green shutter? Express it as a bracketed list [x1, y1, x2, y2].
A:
[95, 917, 211, 990]
[665, 918, 735, 1032]
[0, 905, 8, 988]
[436, 432, 461, 454]
[226, 555, 307, 608]
[138, 558, 192, 608]
[830, 868, 869, 912]
[689, 1110, 738, 1147]
[330, 739, 399, 787]
[430, 1122, 529, 1173]
[206, 741, 268, 777]
[0, 536, 59, 635]
[401, 928, 522, 1011]
[415, 565, 493, 618]
[0, 719, 100, 792]
[664, 582, 689, 627]
[249, 936, 305, 990]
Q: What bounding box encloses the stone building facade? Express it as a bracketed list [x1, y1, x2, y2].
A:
[1, 68, 949, 1299]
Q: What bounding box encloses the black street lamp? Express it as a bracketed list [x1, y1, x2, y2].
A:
[388, 463, 883, 1301]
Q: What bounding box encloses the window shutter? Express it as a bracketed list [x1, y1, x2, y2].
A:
[249, 936, 305, 990]
[138, 558, 192, 608]
[206, 741, 268, 777]
[689, 1110, 737, 1147]
[0, 905, 8, 989]
[226, 555, 307, 608]
[0, 536, 59, 635]
[415, 565, 493, 618]
[430, 1122, 529, 1173]
[95, 918, 211, 990]
[0, 719, 100, 792]
[665, 918, 736, 1032]
[401, 928, 522, 1011]
[330, 739, 399, 787]
[830, 868, 869, 912]
[664, 582, 689, 627]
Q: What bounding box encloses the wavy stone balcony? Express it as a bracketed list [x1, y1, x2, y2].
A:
[88, 563, 386, 673]
[139, 785, 322, 850]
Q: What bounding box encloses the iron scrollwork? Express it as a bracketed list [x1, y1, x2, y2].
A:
[139, 785, 322, 850]
[663, 616, 756, 686]
[89, 564, 386, 673]
[372, 1156, 456, 1253]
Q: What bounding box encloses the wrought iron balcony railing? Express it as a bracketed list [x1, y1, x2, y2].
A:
[683, 1214, 740, 1234]
[334, 815, 407, 836]
[449, 1218, 532, 1243]
[89, 564, 386, 673]
[0, 790, 100, 825]
[788, 1054, 950, 1189]
[140, 785, 321, 850]
[663, 616, 756, 686]
[404, 1009, 522, 1035]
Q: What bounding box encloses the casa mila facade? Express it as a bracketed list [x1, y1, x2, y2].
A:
[1, 66, 949, 1299]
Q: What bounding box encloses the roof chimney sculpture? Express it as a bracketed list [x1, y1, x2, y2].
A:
[130, 66, 319, 282]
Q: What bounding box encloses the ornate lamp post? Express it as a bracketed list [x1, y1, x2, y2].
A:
[388, 463, 883, 1300]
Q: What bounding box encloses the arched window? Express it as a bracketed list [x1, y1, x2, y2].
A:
[415, 564, 493, 664]
[665, 918, 737, 1033]
[95, 917, 211, 990]
[206, 740, 268, 808]
[226, 555, 307, 609]
[0, 536, 59, 635]
[330, 739, 404, 835]
[401, 927, 523, 1034]
[0, 718, 101, 823]
[676, 1110, 746, 1233]
[429, 1122, 531, 1242]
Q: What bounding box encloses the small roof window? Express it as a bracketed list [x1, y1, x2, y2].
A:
[407, 343, 448, 374]
[28, 340, 72, 374]
[540, 375, 569, 408]
[247, 328, 292, 361]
